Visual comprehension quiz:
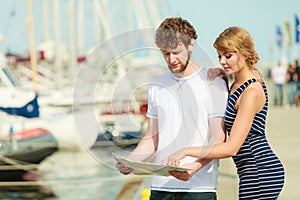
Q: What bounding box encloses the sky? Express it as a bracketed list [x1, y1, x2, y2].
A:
[165, 0, 300, 66]
[0, 0, 300, 66]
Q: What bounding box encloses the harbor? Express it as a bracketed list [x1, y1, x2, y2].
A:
[0, 0, 299, 199]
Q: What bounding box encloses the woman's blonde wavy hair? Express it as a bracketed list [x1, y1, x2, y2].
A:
[213, 27, 259, 67]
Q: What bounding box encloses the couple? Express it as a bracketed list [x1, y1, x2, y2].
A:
[116, 17, 285, 200]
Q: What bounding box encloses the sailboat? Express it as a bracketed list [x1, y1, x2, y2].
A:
[0, 54, 58, 181]
[0, 127, 58, 181]
[0, 60, 99, 150]
[0, 0, 100, 151]
[1, 0, 169, 150]
[77, 0, 168, 147]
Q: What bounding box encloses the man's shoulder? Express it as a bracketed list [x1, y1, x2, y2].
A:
[199, 66, 208, 75]
[150, 72, 171, 84]
[196, 67, 227, 86]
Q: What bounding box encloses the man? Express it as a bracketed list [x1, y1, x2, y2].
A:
[295, 59, 300, 93]
[271, 61, 286, 106]
[116, 17, 228, 200]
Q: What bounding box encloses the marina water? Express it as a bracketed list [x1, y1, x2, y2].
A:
[0, 145, 151, 200]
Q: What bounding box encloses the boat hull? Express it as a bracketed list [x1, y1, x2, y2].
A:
[0, 128, 58, 181]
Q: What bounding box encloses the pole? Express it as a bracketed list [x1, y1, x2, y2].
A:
[27, 0, 38, 92]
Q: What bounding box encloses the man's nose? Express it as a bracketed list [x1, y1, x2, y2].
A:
[169, 53, 176, 63]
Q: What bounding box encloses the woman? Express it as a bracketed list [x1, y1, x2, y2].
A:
[165, 27, 285, 199]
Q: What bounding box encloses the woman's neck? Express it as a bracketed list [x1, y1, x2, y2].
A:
[233, 67, 255, 85]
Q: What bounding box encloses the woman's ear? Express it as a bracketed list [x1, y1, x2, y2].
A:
[237, 52, 247, 65]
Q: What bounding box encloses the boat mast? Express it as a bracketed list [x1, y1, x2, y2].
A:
[42, 0, 49, 42]
[93, 0, 102, 45]
[53, 0, 63, 86]
[77, 0, 85, 57]
[27, 0, 38, 92]
[67, 0, 77, 80]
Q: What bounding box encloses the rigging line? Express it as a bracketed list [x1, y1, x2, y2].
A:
[0, 164, 37, 170]
[0, 155, 38, 172]
[0, 138, 58, 148]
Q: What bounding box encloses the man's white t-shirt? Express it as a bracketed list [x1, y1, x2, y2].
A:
[146, 67, 228, 192]
[271, 65, 286, 84]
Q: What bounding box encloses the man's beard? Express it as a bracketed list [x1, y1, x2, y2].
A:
[169, 51, 191, 74]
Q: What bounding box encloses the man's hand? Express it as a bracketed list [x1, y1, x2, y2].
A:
[115, 162, 133, 175]
[168, 162, 199, 181]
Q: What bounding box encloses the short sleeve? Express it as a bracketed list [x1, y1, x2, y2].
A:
[146, 83, 158, 119]
[207, 77, 228, 118]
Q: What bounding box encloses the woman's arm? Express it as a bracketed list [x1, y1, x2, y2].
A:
[167, 84, 265, 164]
[167, 117, 226, 180]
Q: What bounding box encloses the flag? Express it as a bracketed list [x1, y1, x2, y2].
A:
[0, 93, 39, 118]
[276, 25, 283, 48]
[283, 20, 292, 46]
[295, 14, 300, 43]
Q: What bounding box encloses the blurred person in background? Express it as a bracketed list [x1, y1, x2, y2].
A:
[271, 61, 286, 106]
[285, 63, 298, 106]
[294, 59, 300, 106]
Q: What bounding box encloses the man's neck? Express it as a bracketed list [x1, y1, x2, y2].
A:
[173, 60, 200, 78]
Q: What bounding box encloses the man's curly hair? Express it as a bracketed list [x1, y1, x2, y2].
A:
[155, 17, 198, 50]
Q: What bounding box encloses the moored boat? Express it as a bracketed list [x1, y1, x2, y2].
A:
[93, 100, 148, 148]
[0, 128, 58, 181]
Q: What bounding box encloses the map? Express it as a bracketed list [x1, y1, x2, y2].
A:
[113, 153, 193, 176]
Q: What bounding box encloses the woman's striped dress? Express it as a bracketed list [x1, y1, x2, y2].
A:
[224, 78, 285, 199]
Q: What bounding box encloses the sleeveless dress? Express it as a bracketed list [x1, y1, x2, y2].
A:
[224, 78, 285, 199]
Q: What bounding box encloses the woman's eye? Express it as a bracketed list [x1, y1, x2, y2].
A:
[225, 54, 232, 59]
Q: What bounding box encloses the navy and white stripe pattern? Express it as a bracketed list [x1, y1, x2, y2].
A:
[224, 78, 285, 199]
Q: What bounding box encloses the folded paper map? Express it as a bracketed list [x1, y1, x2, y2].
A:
[113, 153, 193, 176]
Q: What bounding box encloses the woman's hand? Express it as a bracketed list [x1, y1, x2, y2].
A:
[161, 148, 188, 167]
[253, 68, 264, 84]
[207, 67, 227, 82]
[162, 147, 208, 181]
